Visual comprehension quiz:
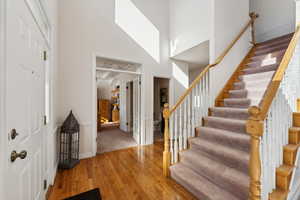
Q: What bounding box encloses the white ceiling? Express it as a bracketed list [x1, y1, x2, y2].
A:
[96, 57, 141, 81]
[171, 40, 209, 70]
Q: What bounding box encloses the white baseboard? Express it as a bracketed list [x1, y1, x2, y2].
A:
[50, 162, 58, 185]
[79, 152, 95, 159]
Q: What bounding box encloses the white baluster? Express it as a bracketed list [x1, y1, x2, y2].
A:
[187, 94, 191, 139]
[174, 109, 178, 163]
[195, 83, 199, 126]
[179, 105, 183, 151]
[191, 88, 196, 137]
[183, 100, 187, 149]
[170, 114, 174, 164]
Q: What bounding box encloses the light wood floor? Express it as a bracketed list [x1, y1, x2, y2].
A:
[48, 142, 197, 200]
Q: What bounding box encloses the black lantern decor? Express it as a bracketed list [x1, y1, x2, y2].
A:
[59, 111, 80, 169]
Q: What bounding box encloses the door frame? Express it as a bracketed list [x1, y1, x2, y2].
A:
[91, 53, 143, 156]
[0, 0, 7, 199]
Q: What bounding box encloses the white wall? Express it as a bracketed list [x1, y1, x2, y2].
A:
[250, 0, 296, 42]
[189, 66, 206, 84]
[210, 0, 251, 100]
[171, 60, 189, 102]
[169, 0, 211, 56]
[97, 80, 113, 100]
[119, 81, 127, 131]
[57, 0, 176, 156]
[296, 1, 300, 24]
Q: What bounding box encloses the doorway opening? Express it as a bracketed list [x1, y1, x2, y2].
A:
[153, 77, 170, 142]
[95, 57, 142, 154]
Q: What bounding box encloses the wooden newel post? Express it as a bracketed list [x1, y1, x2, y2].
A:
[246, 106, 263, 200]
[163, 103, 171, 177]
[249, 12, 259, 45]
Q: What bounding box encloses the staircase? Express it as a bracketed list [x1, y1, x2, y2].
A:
[169, 34, 293, 200]
[269, 112, 300, 200]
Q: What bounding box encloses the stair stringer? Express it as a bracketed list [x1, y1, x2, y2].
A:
[287, 149, 300, 200]
[215, 47, 255, 107]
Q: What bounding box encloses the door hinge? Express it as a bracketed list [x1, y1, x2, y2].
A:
[43, 115, 47, 125]
[43, 51, 47, 61]
[43, 179, 47, 190]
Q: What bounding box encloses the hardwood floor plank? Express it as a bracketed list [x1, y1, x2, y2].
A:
[48, 142, 197, 200]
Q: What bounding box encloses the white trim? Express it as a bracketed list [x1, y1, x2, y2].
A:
[96, 67, 142, 75]
[79, 152, 95, 159]
[24, 0, 51, 47]
[50, 161, 58, 185]
[92, 53, 144, 155]
[92, 53, 97, 157]
[48, 126, 58, 185]
[0, 0, 6, 199]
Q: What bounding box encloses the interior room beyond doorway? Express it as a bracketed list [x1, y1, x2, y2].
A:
[153, 77, 170, 142]
[96, 57, 141, 154]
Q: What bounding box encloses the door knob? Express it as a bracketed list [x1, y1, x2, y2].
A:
[11, 150, 27, 162]
[10, 129, 19, 140]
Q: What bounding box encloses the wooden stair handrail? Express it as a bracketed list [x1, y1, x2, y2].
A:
[163, 13, 259, 178]
[249, 24, 300, 121]
[169, 13, 259, 115]
[246, 24, 300, 200]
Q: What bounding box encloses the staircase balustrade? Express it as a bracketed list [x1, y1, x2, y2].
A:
[247, 25, 300, 200]
[163, 12, 259, 176]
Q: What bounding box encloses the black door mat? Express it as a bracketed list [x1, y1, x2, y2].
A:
[63, 188, 101, 200]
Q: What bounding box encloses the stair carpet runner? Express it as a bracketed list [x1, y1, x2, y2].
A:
[170, 34, 293, 200]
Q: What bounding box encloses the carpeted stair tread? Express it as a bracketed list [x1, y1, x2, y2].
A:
[233, 79, 272, 90]
[246, 55, 283, 68]
[223, 98, 261, 108]
[203, 116, 247, 133]
[239, 70, 275, 82]
[170, 163, 241, 200]
[255, 41, 289, 51]
[242, 63, 278, 75]
[210, 107, 249, 120]
[246, 57, 282, 68]
[250, 49, 285, 61]
[195, 126, 250, 152]
[257, 33, 293, 47]
[189, 138, 249, 174]
[169, 34, 291, 199]
[179, 150, 249, 199]
[254, 43, 289, 55]
[228, 88, 267, 99]
[256, 39, 291, 51]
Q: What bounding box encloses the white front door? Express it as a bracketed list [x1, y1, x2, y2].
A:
[5, 0, 46, 199]
[133, 77, 141, 144]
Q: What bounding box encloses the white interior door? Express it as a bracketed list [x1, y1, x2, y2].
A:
[126, 82, 133, 132]
[133, 77, 141, 144]
[5, 0, 46, 199]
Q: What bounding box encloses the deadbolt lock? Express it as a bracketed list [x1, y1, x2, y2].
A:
[11, 150, 27, 162]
